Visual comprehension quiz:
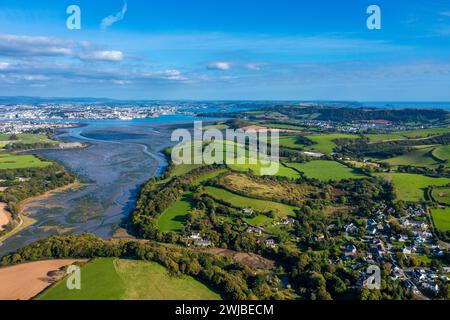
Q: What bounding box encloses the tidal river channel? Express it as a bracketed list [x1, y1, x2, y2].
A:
[0, 115, 210, 256]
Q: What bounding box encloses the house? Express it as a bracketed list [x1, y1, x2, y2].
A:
[402, 247, 412, 255]
[367, 225, 377, 235]
[282, 217, 295, 225]
[421, 282, 439, 294]
[344, 245, 357, 255]
[190, 233, 202, 240]
[344, 223, 358, 234]
[246, 227, 263, 236]
[265, 239, 277, 248]
[194, 239, 212, 247]
[242, 208, 254, 215]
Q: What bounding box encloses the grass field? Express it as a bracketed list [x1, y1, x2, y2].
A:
[432, 145, 450, 163]
[39, 258, 221, 300]
[365, 128, 450, 143]
[0, 154, 52, 169]
[157, 193, 193, 232]
[279, 136, 306, 149]
[204, 186, 297, 217]
[218, 172, 315, 204]
[0, 133, 57, 148]
[254, 122, 306, 131]
[376, 172, 450, 202]
[286, 160, 367, 181]
[431, 207, 450, 232]
[305, 133, 357, 154]
[432, 187, 450, 205]
[386, 147, 441, 168]
[228, 160, 300, 178]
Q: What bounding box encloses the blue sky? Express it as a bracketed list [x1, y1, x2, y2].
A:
[1, 0, 450, 100]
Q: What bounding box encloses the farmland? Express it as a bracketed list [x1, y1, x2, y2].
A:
[0, 259, 86, 300]
[366, 128, 450, 143]
[432, 145, 450, 164]
[376, 172, 450, 202]
[286, 160, 368, 181]
[279, 136, 305, 149]
[385, 147, 441, 168]
[431, 187, 450, 205]
[39, 258, 221, 300]
[228, 159, 300, 178]
[157, 193, 193, 232]
[305, 133, 357, 154]
[431, 207, 450, 232]
[0, 154, 52, 170]
[203, 186, 297, 217]
[0, 133, 57, 149]
[217, 172, 315, 204]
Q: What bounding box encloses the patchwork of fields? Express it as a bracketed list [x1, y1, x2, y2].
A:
[39, 258, 221, 300]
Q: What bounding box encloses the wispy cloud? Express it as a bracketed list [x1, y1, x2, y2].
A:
[101, 1, 128, 30]
[440, 11, 450, 17]
[0, 34, 73, 57]
[79, 50, 124, 62]
[207, 61, 231, 71]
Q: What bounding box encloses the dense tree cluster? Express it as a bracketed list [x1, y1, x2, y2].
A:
[0, 233, 266, 300]
[0, 164, 75, 218]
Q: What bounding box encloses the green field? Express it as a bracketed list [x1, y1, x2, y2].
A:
[254, 122, 306, 131]
[431, 207, 450, 232]
[204, 186, 297, 217]
[228, 160, 300, 178]
[386, 147, 441, 168]
[0, 133, 57, 148]
[305, 134, 357, 154]
[366, 128, 450, 143]
[39, 258, 221, 300]
[279, 136, 305, 149]
[376, 172, 450, 202]
[0, 154, 52, 169]
[432, 145, 450, 163]
[157, 193, 193, 232]
[286, 160, 367, 181]
[432, 187, 450, 205]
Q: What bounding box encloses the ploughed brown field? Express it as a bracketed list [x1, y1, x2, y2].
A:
[0, 259, 86, 300]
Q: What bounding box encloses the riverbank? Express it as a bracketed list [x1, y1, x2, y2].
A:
[0, 181, 84, 246]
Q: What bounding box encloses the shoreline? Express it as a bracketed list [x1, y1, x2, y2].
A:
[0, 181, 84, 246]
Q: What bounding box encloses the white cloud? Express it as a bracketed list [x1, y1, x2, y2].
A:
[207, 61, 231, 71]
[101, 2, 128, 30]
[245, 63, 266, 71]
[80, 50, 124, 62]
[0, 62, 10, 70]
[113, 80, 131, 85]
[0, 34, 73, 57]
